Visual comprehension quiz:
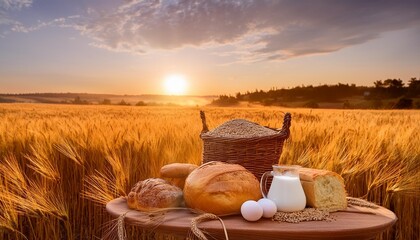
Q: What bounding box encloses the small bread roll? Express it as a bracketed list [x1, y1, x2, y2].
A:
[160, 163, 198, 178]
[127, 178, 183, 211]
[160, 163, 198, 189]
[299, 168, 347, 212]
[184, 161, 262, 216]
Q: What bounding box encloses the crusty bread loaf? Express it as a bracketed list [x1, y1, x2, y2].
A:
[183, 161, 262, 216]
[160, 163, 198, 189]
[127, 178, 183, 211]
[299, 168, 347, 212]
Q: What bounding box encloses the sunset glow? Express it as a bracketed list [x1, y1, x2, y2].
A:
[163, 74, 188, 96]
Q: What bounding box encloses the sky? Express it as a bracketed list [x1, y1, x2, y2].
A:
[0, 0, 419, 95]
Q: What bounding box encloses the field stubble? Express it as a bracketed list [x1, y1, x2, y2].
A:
[0, 104, 419, 240]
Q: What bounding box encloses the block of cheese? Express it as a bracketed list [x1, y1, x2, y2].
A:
[299, 168, 347, 212]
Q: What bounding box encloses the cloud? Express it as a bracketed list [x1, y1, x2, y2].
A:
[81, 0, 261, 53]
[0, 0, 79, 34]
[0, 0, 32, 36]
[79, 0, 420, 62]
[0, 0, 32, 10]
[11, 17, 70, 33]
[4, 0, 420, 62]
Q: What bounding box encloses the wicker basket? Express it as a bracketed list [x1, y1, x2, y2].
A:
[199, 111, 291, 179]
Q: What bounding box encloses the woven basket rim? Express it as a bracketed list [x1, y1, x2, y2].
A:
[200, 129, 289, 141]
[199, 111, 291, 142]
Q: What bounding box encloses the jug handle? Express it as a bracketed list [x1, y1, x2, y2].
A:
[260, 171, 272, 199]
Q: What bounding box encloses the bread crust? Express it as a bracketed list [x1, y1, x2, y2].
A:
[160, 163, 198, 178]
[184, 161, 262, 215]
[299, 168, 347, 211]
[160, 163, 199, 189]
[127, 178, 183, 211]
[299, 168, 344, 182]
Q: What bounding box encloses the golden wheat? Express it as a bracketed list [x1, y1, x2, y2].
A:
[0, 103, 419, 240]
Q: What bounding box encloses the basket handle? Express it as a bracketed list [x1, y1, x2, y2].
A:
[281, 112, 292, 138]
[200, 110, 209, 134]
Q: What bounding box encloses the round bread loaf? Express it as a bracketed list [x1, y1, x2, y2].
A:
[127, 178, 183, 211]
[183, 161, 262, 215]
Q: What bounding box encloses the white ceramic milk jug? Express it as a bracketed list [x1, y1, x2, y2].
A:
[260, 165, 306, 212]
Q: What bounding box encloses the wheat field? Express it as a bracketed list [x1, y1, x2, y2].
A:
[0, 103, 419, 240]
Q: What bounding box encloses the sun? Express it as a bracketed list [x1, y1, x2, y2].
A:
[163, 74, 188, 95]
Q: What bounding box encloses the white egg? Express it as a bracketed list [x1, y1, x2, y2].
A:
[241, 200, 263, 222]
[257, 198, 277, 218]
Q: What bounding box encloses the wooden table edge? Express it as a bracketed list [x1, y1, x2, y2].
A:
[105, 197, 398, 240]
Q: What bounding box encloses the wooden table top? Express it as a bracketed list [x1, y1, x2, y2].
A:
[106, 197, 397, 240]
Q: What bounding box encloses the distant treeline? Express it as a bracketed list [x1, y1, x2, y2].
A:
[212, 77, 420, 109]
[65, 97, 179, 107]
[0, 95, 179, 107]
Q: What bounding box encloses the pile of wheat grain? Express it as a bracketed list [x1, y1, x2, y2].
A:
[203, 119, 277, 138]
